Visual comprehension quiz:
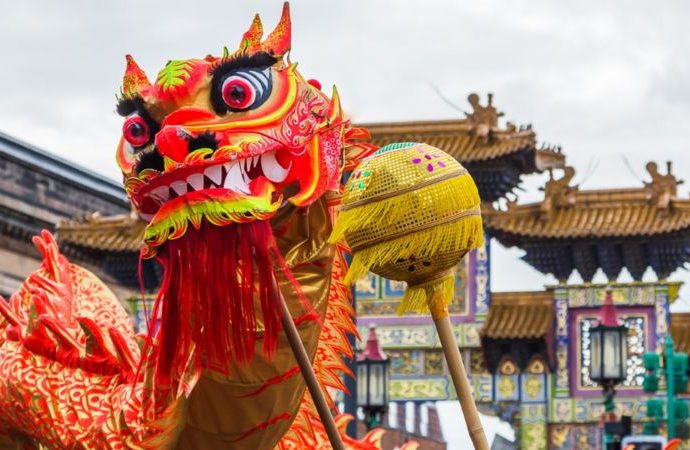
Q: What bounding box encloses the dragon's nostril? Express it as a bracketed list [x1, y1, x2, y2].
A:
[136, 150, 165, 173]
[188, 133, 219, 152]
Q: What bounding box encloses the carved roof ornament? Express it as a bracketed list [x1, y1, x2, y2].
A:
[465, 93, 504, 140]
[483, 159, 690, 282]
[539, 166, 578, 218]
[645, 161, 683, 209]
[484, 160, 690, 241]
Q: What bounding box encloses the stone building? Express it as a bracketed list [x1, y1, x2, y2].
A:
[0, 131, 135, 299]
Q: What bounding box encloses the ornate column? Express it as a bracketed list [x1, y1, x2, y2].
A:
[553, 287, 570, 398]
[520, 357, 549, 450]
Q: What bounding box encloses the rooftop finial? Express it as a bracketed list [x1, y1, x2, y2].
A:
[645, 160, 681, 207]
[465, 92, 504, 129]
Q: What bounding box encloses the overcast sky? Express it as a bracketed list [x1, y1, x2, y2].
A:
[1, 0, 689, 445]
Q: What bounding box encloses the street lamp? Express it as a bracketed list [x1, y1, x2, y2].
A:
[357, 325, 390, 430]
[589, 291, 628, 417]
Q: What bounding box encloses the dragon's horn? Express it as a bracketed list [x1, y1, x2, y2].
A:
[328, 85, 342, 122]
[122, 54, 151, 97]
[239, 14, 264, 54]
[261, 2, 291, 57]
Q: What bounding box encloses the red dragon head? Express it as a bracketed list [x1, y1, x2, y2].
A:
[114, 3, 356, 383]
[116, 3, 345, 258]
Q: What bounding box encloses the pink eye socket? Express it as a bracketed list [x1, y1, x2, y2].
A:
[123, 115, 150, 148]
[221, 76, 256, 110]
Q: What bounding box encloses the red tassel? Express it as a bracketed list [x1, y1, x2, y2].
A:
[147, 221, 283, 386]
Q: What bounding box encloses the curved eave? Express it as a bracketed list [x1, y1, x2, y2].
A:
[356, 119, 563, 167]
[480, 291, 553, 340]
[535, 148, 566, 172]
[57, 214, 145, 253]
[484, 199, 690, 240]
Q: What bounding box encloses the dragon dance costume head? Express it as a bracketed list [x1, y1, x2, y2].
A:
[117, 3, 344, 257]
[114, 3, 346, 381]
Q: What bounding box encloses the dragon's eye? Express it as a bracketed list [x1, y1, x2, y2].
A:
[123, 114, 150, 149]
[213, 67, 272, 113]
[221, 76, 256, 110]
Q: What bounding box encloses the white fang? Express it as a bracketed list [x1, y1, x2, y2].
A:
[171, 180, 187, 196]
[205, 165, 223, 185]
[261, 151, 291, 183]
[187, 173, 204, 191]
[224, 162, 250, 194]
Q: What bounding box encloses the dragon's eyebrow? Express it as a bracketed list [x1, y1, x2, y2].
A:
[116, 96, 143, 117]
[115, 96, 160, 137]
[211, 51, 278, 77]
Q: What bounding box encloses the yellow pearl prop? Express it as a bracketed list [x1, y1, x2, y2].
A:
[330, 142, 483, 314]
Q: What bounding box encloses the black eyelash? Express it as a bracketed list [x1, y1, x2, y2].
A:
[116, 97, 139, 116]
[209, 51, 277, 77]
[210, 52, 276, 115]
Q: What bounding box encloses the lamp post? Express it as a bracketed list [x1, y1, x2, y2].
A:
[357, 325, 390, 430]
[589, 291, 628, 447]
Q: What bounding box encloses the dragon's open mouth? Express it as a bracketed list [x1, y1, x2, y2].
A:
[125, 144, 306, 258]
[133, 148, 294, 222]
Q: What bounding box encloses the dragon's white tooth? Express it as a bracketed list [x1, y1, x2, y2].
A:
[222, 162, 232, 178]
[238, 160, 250, 184]
[205, 165, 223, 185]
[140, 212, 154, 222]
[150, 186, 170, 204]
[252, 155, 259, 168]
[171, 180, 187, 196]
[225, 162, 242, 183]
[187, 173, 204, 191]
[224, 162, 250, 194]
[261, 151, 291, 183]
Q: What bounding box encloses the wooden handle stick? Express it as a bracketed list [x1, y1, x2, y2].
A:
[431, 300, 489, 450]
[273, 276, 345, 450]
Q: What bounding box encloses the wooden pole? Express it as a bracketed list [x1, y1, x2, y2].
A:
[432, 305, 489, 450]
[273, 277, 346, 450]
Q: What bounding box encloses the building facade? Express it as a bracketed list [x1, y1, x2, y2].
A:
[483, 163, 690, 449]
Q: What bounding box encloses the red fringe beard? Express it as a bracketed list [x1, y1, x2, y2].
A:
[145, 220, 284, 386]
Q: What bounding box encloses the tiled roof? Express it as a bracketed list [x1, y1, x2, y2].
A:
[57, 212, 145, 253]
[355, 93, 564, 170]
[484, 163, 690, 239]
[357, 119, 564, 169]
[671, 312, 690, 354]
[480, 291, 553, 340]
